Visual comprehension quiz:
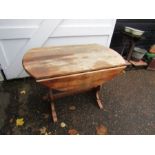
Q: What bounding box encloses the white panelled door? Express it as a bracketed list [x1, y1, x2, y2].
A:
[0, 19, 116, 80]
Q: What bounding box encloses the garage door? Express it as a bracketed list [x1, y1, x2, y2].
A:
[0, 19, 116, 80]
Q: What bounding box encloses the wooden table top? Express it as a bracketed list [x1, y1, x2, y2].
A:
[23, 44, 126, 80]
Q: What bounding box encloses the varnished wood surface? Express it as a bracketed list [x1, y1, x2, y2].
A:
[38, 66, 126, 91]
[23, 44, 126, 80]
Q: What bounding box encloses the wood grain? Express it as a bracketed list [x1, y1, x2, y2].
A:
[23, 44, 126, 80]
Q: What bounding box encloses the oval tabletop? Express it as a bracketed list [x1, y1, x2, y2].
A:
[23, 44, 126, 80]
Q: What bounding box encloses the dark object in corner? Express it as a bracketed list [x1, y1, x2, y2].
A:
[147, 58, 155, 70]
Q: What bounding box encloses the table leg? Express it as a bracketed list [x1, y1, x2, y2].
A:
[121, 36, 129, 56]
[48, 86, 104, 122]
[95, 86, 103, 109]
[127, 40, 135, 61]
[49, 89, 58, 122]
[51, 101, 57, 123]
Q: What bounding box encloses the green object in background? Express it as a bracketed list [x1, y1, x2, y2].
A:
[145, 52, 155, 62]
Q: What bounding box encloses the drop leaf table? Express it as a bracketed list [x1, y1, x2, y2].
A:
[23, 44, 126, 122]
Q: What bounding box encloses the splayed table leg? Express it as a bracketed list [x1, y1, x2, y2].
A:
[49, 89, 58, 123]
[95, 86, 103, 109]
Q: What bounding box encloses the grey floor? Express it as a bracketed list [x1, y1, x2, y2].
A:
[0, 69, 155, 135]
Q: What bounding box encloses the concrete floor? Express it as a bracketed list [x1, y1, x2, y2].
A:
[0, 69, 155, 135]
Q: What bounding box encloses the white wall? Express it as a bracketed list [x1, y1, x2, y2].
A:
[0, 19, 116, 80]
